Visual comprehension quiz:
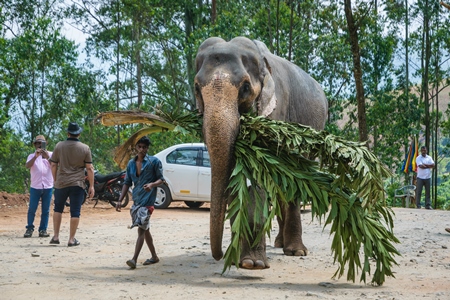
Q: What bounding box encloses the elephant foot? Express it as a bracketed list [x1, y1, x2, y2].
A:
[283, 243, 308, 256]
[240, 258, 269, 269]
[274, 234, 283, 248]
[239, 237, 270, 269]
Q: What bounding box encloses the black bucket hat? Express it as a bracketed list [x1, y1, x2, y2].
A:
[67, 122, 83, 135]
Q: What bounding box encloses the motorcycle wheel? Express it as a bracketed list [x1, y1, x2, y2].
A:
[108, 184, 129, 208]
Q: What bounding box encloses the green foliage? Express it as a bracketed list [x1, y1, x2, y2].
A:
[154, 106, 203, 140]
[0, 128, 30, 193]
[224, 114, 398, 286]
[1, 0, 450, 204]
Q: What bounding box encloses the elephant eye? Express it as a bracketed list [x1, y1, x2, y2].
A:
[239, 82, 251, 98]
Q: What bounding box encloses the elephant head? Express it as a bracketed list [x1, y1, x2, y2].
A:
[194, 37, 279, 260]
[194, 37, 327, 261]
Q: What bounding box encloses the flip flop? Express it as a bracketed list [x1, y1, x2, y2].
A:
[143, 258, 159, 265]
[126, 259, 136, 269]
[67, 238, 80, 247]
[49, 237, 60, 245]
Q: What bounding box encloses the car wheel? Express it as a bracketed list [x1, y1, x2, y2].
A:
[155, 184, 172, 209]
[184, 201, 204, 208]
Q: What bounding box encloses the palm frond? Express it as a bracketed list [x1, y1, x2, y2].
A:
[96, 110, 202, 168]
[113, 127, 169, 169]
[96, 110, 176, 129]
[224, 114, 398, 286]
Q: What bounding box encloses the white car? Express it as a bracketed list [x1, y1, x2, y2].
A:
[154, 143, 211, 208]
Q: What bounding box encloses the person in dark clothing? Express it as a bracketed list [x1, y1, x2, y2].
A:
[49, 122, 95, 247]
[116, 136, 164, 269]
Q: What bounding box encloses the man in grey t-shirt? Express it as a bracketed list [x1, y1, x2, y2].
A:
[49, 122, 95, 247]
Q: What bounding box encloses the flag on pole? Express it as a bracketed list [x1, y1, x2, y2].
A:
[401, 143, 412, 173]
[401, 137, 418, 174]
[411, 136, 418, 172]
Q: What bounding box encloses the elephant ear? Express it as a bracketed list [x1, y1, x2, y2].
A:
[259, 64, 277, 117]
[253, 40, 277, 117]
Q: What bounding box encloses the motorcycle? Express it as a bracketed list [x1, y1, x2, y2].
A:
[84, 170, 130, 208]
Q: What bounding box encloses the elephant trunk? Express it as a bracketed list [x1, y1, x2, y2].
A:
[202, 78, 240, 261]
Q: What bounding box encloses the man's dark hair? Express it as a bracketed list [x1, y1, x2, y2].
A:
[137, 136, 151, 146]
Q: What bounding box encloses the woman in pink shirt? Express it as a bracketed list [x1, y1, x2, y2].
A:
[24, 135, 54, 238]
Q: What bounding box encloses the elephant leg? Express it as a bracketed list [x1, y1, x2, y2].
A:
[275, 201, 307, 256]
[237, 186, 270, 269]
[282, 201, 307, 256]
[274, 214, 284, 248]
[239, 232, 269, 269]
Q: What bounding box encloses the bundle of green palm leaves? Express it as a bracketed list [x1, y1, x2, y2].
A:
[225, 114, 398, 286]
[97, 109, 399, 286]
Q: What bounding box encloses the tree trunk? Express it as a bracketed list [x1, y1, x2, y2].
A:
[432, 12, 440, 208]
[276, 0, 280, 55]
[185, 3, 195, 108]
[288, 0, 293, 61]
[267, 0, 273, 52]
[115, 0, 121, 145]
[344, 0, 368, 144]
[211, 0, 216, 24]
[433, 84, 438, 208]
[135, 24, 143, 108]
[423, 0, 431, 151]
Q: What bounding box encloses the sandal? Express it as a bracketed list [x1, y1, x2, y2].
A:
[67, 238, 80, 247]
[126, 259, 136, 269]
[143, 258, 159, 265]
[49, 237, 60, 245]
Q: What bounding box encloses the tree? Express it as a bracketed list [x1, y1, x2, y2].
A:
[344, 0, 368, 144]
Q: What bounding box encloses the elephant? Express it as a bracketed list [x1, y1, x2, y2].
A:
[194, 36, 328, 270]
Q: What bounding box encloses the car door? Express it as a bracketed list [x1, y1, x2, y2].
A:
[197, 147, 211, 201]
[164, 147, 200, 200]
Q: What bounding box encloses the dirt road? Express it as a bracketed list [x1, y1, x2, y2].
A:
[1, 196, 449, 300]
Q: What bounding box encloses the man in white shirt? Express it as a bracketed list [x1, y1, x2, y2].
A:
[415, 146, 435, 209]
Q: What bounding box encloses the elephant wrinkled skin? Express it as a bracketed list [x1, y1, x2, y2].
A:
[194, 36, 328, 269]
